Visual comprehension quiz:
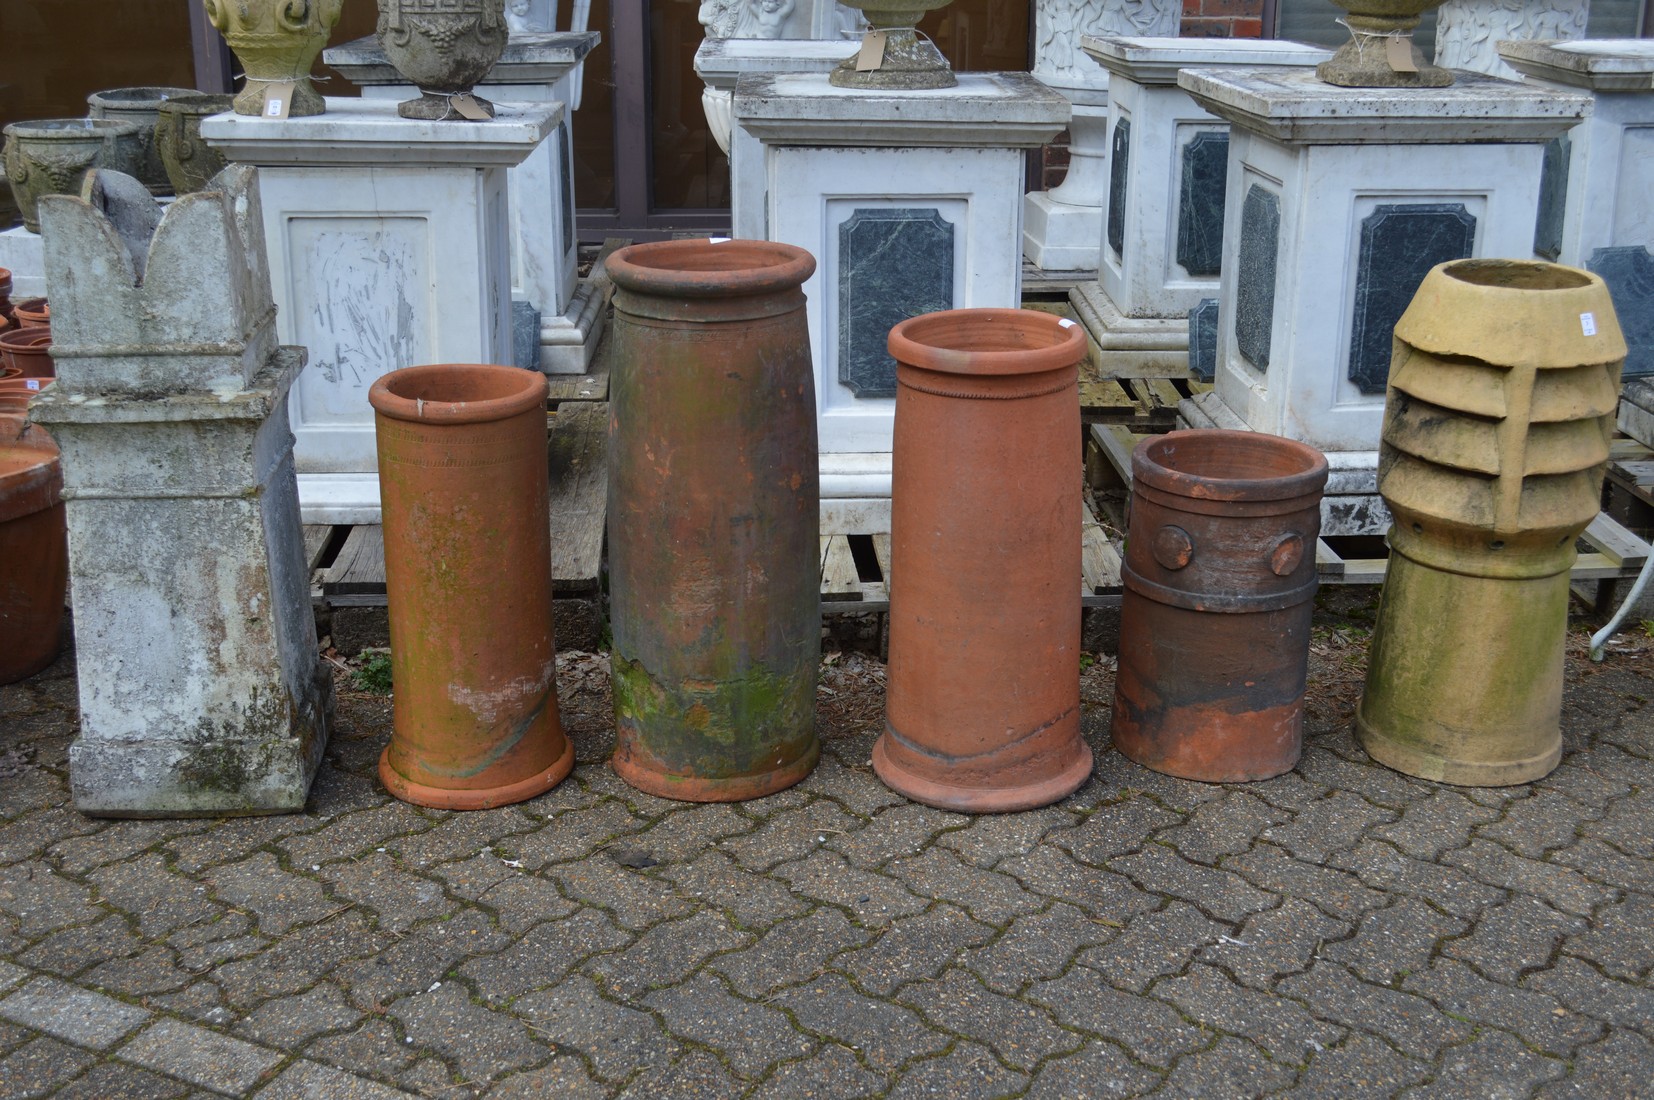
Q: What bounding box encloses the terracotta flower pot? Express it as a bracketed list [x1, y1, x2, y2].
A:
[876, 308, 1093, 812]
[606, 238, 822, 802]
[1111, 430, 1328, 783]
[0, 426, 67, 684]
[370, 363, 572, 809]
[0, 268, 14, 325]
[87, 87, 198, 194]
[155, 95, 234, 197]
[13, 298, 47, 330]
[1359, 259, 1626, 786]
[0, 328, 53, 379]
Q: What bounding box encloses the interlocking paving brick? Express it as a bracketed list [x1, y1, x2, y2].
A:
[1540, 755, 1634, 810]
[712, 906, 873, 998]
[1261, 789, 1399, 862]
[888, 1040, 1030, 1099]
[278, 804, 435, 870]
[1026, 963, 1206, 1069]
[306, 1018, 418, 1080]
[612, 1049, 743, 1099]
[216, 912, 391, 1010]
[0, 1036, 98, 1098]
[235, 981, 364, 1049]
[795, 754, 907, 817]
[1198, 898, 1348, 991]
[721, 801, 863, 872]
[654, 848, 809, 929]
[388, 981, 548, 1083]
[0, 962, 25, 998]
[624, 803, 757, 864]
[255, 1059, 421, 1100]
[0, 976, 151, 1048]
[1157, 792, 1290, 864]
[1278, 1033, 1428, 1099]
[52, 1060, 197, 1099]
[1223, 844, 1387, 922]
[997, 847, 1158, 924]
[1155, 963, 1344, 1064]
[388, 807, 537, 869]
[485, 1055, 606, 1100]
[1078, 901, 1230, 993]
[1442, 894, 1588, 983]
[1322, 898, 1467, 985]
[459, 908, 631, 1006]
[827, 803, 963, 867]
[1552, 836, 1654, 894]
[773, 851, 928, 927]
[1249, 770, 1333, 814]
[509, 800, 652, 870]
[1090, 751, 1226, 812]
[1330, 838, 1508, 920]
[1293, 752, 1429, 812]
[588, 908, 748, 998]
[1279, 961, 1473, 1059]
[318, 854, 458, 934]
[771, 974, 950, 1073]
[166, 815, 311, 875]
[897, 967, 1082, 1071]
[934, 808, 1078, 868]
[1408, 1027, 1566, 1099]
[1402, 958, 1604, 1056]
[1580, 787, 1653, 858]
[1156, 1035, 1294, 1098]
[1443, 838, 1616, 918]
[644, 972, 813, 1078]
[1536, 1029, 1654, 1099]
[51, 820, 208, 875]
[120, 1018, 283, 1094]
[16, 914, 143, 978]
[1369, 789, 1502, 861]
[0, 807, 101, 867]
[1561, 890, 1654, 980]
[511, 975, 681, 1083]
[547, 854, 695, 931]
[961, 901, 1117, 995]
[747, 1042, 886, 1099]
[87, 854, 221, 937]
[885, 848, 1045, 925]
[82, 943, 195, 998]
[1522, 956, 1654, 1039]
[1052, 798, 1182, 865]
[1474, 789, 1602, 860]
[1023, 1039, 1165, 1099]
[834, 904, 996, 997]
[426, 852, 578, 933]
[207, 851, 337, 935]
[4, 862, 111, 935]
[1111, 845, 1277, 923]
[577, 766, 695, 818]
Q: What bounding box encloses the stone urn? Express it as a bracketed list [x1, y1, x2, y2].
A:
[87, 87, 197, 194]
[830, 0, 957, 90]
[1317, 0, 1452, 87]
[375, 0, 510, 120]
[204, 0, 345, 117]
[155, 94, 235, 196]
[3, 119, 141, 234]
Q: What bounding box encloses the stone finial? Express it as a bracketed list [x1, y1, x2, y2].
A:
[37, 163, 276, 398]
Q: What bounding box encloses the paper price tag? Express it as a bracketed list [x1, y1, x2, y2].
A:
[856, 30, 888, 72]
[449, 93, 491, 121]
[1581, 312, 1597, 336]
[708, 236, 732, 244]
[1058, 318, 1077, 328]
[1385, 37, 1419, 73]
[263, 82, 296, 119]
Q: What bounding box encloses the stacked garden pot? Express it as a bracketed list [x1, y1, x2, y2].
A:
[1111, 430, 1328, 782]
[370, 363, 573, 809]
[605, 238, 821, 802]
[1358, 259, 1626, 786]
[876, 308, 1093, 812]
[0, 422, 67, 683]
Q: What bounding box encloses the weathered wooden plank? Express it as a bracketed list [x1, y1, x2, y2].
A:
[322, 525, 386, 596]
[821, 534, 862, 601]
[1315, 537, 1346, 578]
[302, 525, 334, 572]
[1090, 423, 1141, 490]
[1078, 378, 1137, 413]
[544, 349, 610, 404]
[1081, 514, 1123, 594]
[871, 533, 892, 585]
[586, 236, 629, 300]
[547, 401, 608, 592]
[1143, 377, 1184, 409]
[1582, 511, 1650, 569]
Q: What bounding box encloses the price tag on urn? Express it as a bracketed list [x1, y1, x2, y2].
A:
[1385, 38, 1419, 73]
[263, 82, 296, 119]
[449, 94, 491, 121]
[856, 30, 888, 72]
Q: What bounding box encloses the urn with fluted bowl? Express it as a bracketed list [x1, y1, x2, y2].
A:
[376, 0, 510, 120]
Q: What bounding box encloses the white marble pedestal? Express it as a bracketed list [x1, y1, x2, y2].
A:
[1067, 38, 1328, 380]
[1023, 80, 1110, 273]
[204, 98, 558, 523]
[695, 38, 855, 241]
[1179, 67, 1588, 534]
[325, 33, 603, 374]
[1502, 39, 1654, 378]
[734, 73, 1068, 529]
[0, 226, 44, 298]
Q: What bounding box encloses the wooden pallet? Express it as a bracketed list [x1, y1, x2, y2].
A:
[1079, 374, 1210, 428]
[1089, 423, 1653, 589]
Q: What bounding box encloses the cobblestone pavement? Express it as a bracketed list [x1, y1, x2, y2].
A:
[0, 605, 1651, 1099]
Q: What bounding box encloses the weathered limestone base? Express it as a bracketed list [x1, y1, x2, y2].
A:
[1069, 281, 1189, 377]
[539, 280, 607, 375]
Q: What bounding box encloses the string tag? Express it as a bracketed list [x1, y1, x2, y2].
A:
[450, 93, 491, 121]
[1385, 37, 1419, 73]
[1581, 312, 1597, 336]
[263, 82, 296, 119]
[856, 30, 888, 72]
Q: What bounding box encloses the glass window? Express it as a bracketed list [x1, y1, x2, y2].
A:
[1275, 0, 1439, 56]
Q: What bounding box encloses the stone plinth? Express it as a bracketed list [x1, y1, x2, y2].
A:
[30, 167, 332, 817]
[1502, 39, 1654, 378]
[325, 33, 604, 374]
[1023, 0, 1183, 273]
[1179, 67, 1588, 534]
[734, 72, 1068, 524]
[694, 38, 855, 239]
[203, 98, 556, 523]
[1068, 37, 1328, 378]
